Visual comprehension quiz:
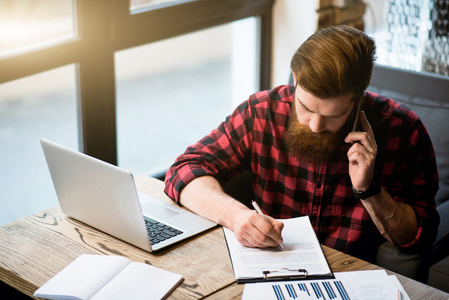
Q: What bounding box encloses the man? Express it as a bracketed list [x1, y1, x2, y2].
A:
[164, 25, 439, 262]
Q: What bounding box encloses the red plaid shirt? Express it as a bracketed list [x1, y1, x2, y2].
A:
[165, 85, 439, 261]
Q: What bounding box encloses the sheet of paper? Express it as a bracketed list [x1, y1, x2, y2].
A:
[242, 270, 402, 300]
[389, 275, 411, 300]
[224, 216, 332, 282]
[90, 262, 183, 300]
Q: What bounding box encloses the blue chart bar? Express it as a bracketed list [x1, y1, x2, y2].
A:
[323, 281, 336, 299]
[273, 284, 285, 300]
[311, 282, 322, 299]
[286, 284, 298, 299]
[270, 280, 351, 300]
[334, 281, 350, 300]
[298, 283, 310, 296]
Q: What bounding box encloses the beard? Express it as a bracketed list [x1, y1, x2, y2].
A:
[285, 104, 353, 163]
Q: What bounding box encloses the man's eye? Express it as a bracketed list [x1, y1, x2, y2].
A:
[301, 105, 311, 113]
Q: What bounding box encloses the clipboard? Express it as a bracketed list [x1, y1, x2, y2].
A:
[232, 267, 333, 283]
[263, 268, 308, 281]
[223, 216, 334, 283]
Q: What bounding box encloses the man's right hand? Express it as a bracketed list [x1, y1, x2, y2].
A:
[231, 207, 284, 248]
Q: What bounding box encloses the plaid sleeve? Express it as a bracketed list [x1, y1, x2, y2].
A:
[399, 120, 439, 251]
[381, 103, 440, 252]
[164, 99, 254, 203]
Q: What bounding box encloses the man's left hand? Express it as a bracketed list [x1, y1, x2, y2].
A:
[344, 111, 378, 191]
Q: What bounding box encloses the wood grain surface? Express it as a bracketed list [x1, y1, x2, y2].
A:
[1, 176, 448, 299]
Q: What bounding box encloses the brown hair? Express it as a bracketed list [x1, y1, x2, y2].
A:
[290, 25, 376, 101]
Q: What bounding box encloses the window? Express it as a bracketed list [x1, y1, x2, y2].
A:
[116, 18, 258, 176]
[364, 0, 448, 76]
[0, 0, 273, 225]
[0, 0, 76, 58]
[0, 65, 78, 225]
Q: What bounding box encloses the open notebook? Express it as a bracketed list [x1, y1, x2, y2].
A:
[34, 254, 184, 300]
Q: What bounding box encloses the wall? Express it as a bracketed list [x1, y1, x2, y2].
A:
[271, 0, 318, 87]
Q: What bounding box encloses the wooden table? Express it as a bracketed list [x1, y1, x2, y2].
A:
[0, 176, 448, 299]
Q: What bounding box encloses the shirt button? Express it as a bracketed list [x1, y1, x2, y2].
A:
[317, 182, 322, 189]
[311, 214, 317, 221]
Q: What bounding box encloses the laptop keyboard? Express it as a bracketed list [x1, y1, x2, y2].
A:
[145, 217, 183, 245]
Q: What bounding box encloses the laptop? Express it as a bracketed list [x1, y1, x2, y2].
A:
[40, 138, 217, 252]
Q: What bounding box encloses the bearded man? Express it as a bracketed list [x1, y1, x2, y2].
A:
[164, 25, 439, 262]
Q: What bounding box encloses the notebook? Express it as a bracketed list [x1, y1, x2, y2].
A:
[33, 254, 184, 300]
[40, 138, 217, 252]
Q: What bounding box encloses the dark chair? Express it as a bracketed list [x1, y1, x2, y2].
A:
[368, 65, 449, 292]
[223, 170, 254, 209]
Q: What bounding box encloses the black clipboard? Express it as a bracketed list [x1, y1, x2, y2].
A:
[223, 217, 334, 283]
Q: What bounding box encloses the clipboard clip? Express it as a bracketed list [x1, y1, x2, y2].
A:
[262, 268, 308, 280]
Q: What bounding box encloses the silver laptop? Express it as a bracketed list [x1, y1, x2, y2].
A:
[40, 138, 217, 252]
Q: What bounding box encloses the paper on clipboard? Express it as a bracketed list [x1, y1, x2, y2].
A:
[223, 216, 333, 283]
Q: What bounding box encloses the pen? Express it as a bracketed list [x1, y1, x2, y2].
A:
[251, 200, 284, 249]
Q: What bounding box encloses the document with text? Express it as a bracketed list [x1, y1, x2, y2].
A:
[241, 270, 410, 300]
[223, 216, 333, 283]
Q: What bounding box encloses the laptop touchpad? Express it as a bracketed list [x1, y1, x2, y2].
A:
[142, 202, 181, 219]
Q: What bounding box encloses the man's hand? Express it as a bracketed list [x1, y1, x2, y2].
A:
[344, 111, 378, 191]
[231, 207, 284, 248]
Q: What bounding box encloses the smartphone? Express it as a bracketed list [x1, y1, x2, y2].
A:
[352, 94, 365, 132]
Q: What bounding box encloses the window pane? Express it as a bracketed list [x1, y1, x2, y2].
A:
[0, 65, 78, 225]
[115, 18, 258, 176]
[364, 0, 445, 75]
[0, 0, 76, 58]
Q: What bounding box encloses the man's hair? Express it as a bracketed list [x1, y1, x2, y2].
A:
[290, 25, 376, 101]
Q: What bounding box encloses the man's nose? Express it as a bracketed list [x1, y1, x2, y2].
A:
[309, 115, 326, 133]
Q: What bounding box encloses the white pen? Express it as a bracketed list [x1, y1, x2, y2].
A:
[251, 200, 284, 249]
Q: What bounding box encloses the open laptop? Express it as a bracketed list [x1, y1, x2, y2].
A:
[40, 138, 217, 252]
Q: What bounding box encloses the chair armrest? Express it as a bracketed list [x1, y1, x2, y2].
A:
[428, 201, 449, 265]
[376, 242, 428, 282]
[428, 256, 449, 293]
